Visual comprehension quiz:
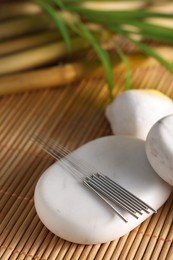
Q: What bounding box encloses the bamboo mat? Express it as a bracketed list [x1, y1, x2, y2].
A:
[0, 66, 173, 260]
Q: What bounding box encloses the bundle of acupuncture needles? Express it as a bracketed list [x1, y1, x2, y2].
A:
[34, 136, 156, 223]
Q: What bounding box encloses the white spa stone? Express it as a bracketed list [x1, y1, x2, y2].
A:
[34, 136, 172, 244]
[146, 115, 173, 186]
[105, 89, 173, 140]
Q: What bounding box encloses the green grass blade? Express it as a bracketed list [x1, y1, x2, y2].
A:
[115, 29, 173, 74]
[73, 23, 114, 98]
[52, 0, 65, 9]
[33, 0, 71, 51]
[115, 26, 173, 45]
[66, 6, 173, 21]
[123, 30, 173, 45]
[114, 44, 131, 90]
[127, 21, 173, 44]
[130, 40, 173, 74]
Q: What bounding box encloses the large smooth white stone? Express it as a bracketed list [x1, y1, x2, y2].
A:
[34, 136, 171, 244]
[146, 115, 173, 186]
[105, 89, 173, 140]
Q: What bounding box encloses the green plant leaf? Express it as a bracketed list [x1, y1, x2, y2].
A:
[33, 0, 71, 51]
[126, 21, 173, 44]
[119, 28, 173, 45]
[66, 6, 173, 22]
[71, 22, 114, 98]
[130, 40, 173, 74]
[33, 0, 173, 96]
[114, 44, 131, 91]
[115, 28, 173, 74]
[52, 0, 65, 9]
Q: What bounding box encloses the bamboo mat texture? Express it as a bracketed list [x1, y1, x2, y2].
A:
[0, 67, 173, 260]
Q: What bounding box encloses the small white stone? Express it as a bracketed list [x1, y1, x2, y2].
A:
[105, 89, 173, 140]
[146, 115, 173, 186]
[34, 136, 171, 244]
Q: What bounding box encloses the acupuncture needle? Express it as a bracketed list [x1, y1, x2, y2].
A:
[33, 135, 156, 222]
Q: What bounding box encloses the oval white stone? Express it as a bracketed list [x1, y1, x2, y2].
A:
[105, 89, 173, 140]
[146, 115, 173, 185]
[34, 136, 171, 244]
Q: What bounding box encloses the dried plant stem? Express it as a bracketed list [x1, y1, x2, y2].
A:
[147, 3, 173, 29]
[0, 37, 90, 75]
[0, 11, 77, 41]
[0, 13, 53, 40]
[0, 61, 99, 95]
[1, 45, 173, 95]
[0, 30, 62, 56]
[77, 1, 146, 11]
[0, 1, 41, 20]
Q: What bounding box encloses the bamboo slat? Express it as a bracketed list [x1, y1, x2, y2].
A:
[0, 65, 173, 259]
